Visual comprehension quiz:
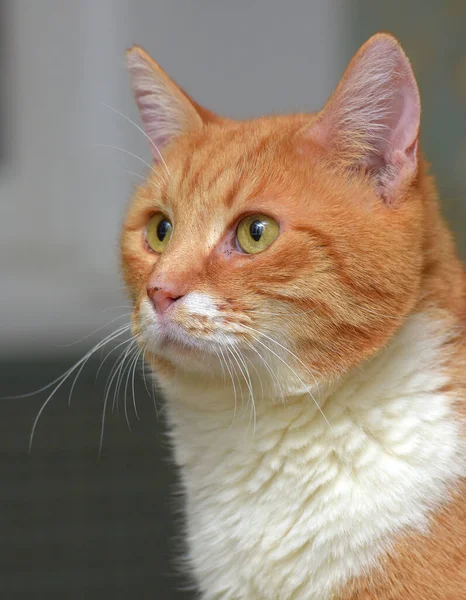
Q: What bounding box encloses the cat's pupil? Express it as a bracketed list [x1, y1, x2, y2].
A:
[250, 220, 264, 242]
[157, 219, 170, 241]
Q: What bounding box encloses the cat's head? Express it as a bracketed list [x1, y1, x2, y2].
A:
[121, 33, 425, 398]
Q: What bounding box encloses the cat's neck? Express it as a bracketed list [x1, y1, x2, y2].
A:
[162, 310, 465, 600]
[162, 309, 465, 491]
[163, 309, 461, 436]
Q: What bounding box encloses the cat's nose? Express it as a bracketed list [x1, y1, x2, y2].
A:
[147, 286, 183, 315]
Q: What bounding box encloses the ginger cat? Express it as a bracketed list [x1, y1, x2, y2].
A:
[122, 33, 466, 599]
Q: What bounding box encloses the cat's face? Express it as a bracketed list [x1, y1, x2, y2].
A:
[121, 34, 424, 395]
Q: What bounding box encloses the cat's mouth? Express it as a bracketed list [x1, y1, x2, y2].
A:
[157, 319, 210, 351]
[137, 295, 241, 362]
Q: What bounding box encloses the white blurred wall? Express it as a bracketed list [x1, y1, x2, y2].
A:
[0, 0, 349, 356]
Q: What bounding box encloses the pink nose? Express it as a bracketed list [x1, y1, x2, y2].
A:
[147, 287, 183, 315]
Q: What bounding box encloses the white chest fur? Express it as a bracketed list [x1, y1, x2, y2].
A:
[163, 315, 465, 600]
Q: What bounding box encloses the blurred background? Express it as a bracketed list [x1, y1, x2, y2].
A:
[0, 1, 464, 598]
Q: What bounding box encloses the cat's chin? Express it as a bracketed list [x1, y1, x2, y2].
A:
[136, 298, 235, 375]
[140, 327, 227, 376]
[149, 341, 228, 378]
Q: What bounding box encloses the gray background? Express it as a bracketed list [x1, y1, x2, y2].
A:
[0, 0, 348, 355]
[0, 1, 465, 599]
[1, 1, 464, 355]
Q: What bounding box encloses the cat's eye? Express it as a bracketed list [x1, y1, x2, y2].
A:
[236, 214, 280, 254]
[145, 212, 173, 253]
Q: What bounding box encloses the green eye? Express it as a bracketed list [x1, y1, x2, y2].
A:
[236, 214, 280, 254]
[146, 212, 173, 253]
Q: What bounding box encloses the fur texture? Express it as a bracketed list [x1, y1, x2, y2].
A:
[165, 314, 464, 600]
[121, 33, 466, 599]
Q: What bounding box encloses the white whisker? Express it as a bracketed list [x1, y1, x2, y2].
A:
[97, 144, 164, 180]
[129, 347, 142, 421]
[124, 169, 146, 181]
[57, 313, 132, 348]
[212, 347, 226, 384]
[242, 324, 321, 388]
[242, 328, 332, 430]
[119, 344, 140, 428]
[28, 325, 132, 452]
[230, 345, 256, 432]
[102, 103, 171, 178]
[99, 339, 138, 456]
[142, 347, 159, 419]
[219, 345, 238, 421]
[244, 338, 284, 404]
[96, 335, 134, 383]
[106, 340, 135, 416]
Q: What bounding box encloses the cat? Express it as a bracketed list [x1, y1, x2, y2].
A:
[122, 33, 466, 599]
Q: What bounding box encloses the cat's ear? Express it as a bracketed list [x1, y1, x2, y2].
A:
[126, 46, 211, 159]
[308, 33, 421, 202]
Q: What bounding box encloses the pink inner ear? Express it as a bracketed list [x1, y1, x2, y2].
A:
[386, 80, 420, 161]
[311, 35, 421, 195]
[369, 72, 420, 172]
[134, 83, 181, 149]
[127, 50, 201, 160]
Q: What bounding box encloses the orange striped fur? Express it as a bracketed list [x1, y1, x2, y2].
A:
[121, 34, 466, 599]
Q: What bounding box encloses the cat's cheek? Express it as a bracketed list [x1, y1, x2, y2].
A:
[122, 252, 157, 296]
[136, 297, 160, 338]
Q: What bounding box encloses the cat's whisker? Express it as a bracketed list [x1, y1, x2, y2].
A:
[129, 347, 142, 422]
[105, 339, 135, 416]
[3, 324, 131, 403]
[28, 324, 132, 452]
[218, 345, 237, 421]
[120, 344, 137, 422]
[230, 346, 250, 396]
[102, 103, 171, 179]
[226, 346, 247, 406]
[118, 343, 140, 429]
[239, 347, 263, 423]
[57, 313, 133, 348]
[219, 346, 237, 421]
[237, 347, 257, 426]
[244, 339, 285, 405]
[121, 345, 136, 424]
[151, 375, 161, 421]
[241, 327, 332, 430]
[212, 347, 227, 384]
[97, 144, 167, 182]
[142, 345, 159, 421]
[96, 335, 135, 383]
[224, 347, 240, 420]
[235, 349, 256, 433]
[241, 324, 321, 388]
[124, 169, 147, 181]
[229, 345, 256, 432]
[244, 350, 264, 404]
[99, 339, 138, 456]
[103, 338, 134, 399]
[142, 347, 159, 420]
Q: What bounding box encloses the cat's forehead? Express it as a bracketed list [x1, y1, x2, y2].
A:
[160, 115, 314, 214]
